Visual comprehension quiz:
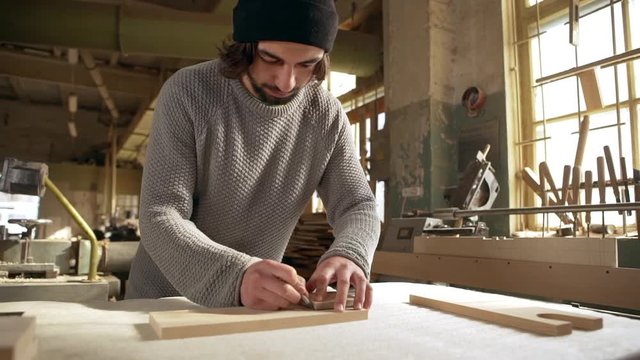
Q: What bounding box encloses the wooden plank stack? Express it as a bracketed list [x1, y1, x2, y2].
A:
[283, 213, 334, 279]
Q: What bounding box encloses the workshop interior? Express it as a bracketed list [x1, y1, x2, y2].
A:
[0, 0, 640, 358]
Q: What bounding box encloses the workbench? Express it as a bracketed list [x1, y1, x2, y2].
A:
[1, 282, 639, 359]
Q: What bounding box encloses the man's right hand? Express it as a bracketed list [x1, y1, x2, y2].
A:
[240, 259, 308, 310]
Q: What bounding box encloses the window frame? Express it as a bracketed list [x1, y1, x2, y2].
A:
[510, 0, 639, 230]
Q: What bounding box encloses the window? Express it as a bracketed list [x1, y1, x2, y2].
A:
[321, 71, 357, 97]
[0, 193, 40, 238]
[512, 0, 639, 229]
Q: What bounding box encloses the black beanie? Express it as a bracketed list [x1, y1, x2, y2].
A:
[233, 0, 339, 52]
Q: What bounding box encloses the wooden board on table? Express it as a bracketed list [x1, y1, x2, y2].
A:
[410, 294, 602, 336]
[0, 316, 37, 360]
[149, 307, 367, 339]
[413, 236, 617, 267]
[306, 292, 355, 310]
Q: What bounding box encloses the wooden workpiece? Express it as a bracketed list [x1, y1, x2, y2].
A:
[149, 306, 368, 340]
[0, 316, 37, 360]
[306, 291, 355, 310]
[409, 294, 602, 336]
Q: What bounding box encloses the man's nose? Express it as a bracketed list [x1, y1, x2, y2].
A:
[274, 66, 296, 93]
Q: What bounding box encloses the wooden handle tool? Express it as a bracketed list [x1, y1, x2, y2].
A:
[539, 163, 547, 206]
[540, 162, 561, 204]
[521, 167, 571, 224]
[560, 165, 572, 205]
[597, 157, 606, 238]
[619, 157, 631, 216]
[574, 115, 590, 168]
[571, 166, 581, 206]
[571, 166, 582, 232]
[522, 167, 541, 194]
[584, 170, 593, 237]
[603, 146, 622, 214]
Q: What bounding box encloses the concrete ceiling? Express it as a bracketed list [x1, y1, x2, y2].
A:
[0, 0, 382, 167]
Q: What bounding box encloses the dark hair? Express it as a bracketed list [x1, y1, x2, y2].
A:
[218, 41, 330, 81]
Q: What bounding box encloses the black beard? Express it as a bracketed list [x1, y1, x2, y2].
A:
[247, 71, 299, 105]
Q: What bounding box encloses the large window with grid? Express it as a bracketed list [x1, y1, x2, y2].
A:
[510, 0, 639, 231]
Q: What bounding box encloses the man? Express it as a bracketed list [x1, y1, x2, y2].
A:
[126, 0, 380, 312]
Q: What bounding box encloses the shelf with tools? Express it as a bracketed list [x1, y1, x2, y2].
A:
[517, 116, 639, 237]
[283, 213, 334, 279]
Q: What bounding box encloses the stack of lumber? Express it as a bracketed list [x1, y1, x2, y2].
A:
[283, 213, 334, 279]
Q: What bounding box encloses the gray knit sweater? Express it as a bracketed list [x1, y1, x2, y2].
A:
[126, 59, 380, 308]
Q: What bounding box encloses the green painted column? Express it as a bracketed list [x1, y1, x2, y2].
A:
[382, 0, 458, 220]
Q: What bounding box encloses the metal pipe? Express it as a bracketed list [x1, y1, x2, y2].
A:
[438, 202, 640, 219]
[44, 178, 99, 281]
[536, 47, 640, 86]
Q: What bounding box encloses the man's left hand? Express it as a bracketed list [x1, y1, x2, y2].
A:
[306, 256, 372, 311]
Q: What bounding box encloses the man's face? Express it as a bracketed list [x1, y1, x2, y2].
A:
[244, 41, 325, 105]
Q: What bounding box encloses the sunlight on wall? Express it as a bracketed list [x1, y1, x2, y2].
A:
[0, 193, 40, 236]
[322, 71, 357, 97]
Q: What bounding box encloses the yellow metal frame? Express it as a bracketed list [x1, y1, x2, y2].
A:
[44, 178, 99, 281]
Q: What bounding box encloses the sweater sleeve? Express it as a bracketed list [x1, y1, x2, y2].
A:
[139, 71, 258, 307]
[316, 110, 381, 277]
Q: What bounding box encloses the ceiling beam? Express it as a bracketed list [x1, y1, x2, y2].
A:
[0, 0, 381, 77]
[135, 0, 224, 12]
[7, 77, 30, 103]
[336, 0, 381, 30]
[0, 50, 161, 98]
[117, 97, 153, 158]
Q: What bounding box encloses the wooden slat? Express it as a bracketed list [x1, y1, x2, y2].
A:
[0, 316, 37, 360]
[149, 307, 367, 340]
[412, 236, 617, 267]
[372, 251, 640, 311]
[410, 294, 602, 336]
[578, 70, 603, 111]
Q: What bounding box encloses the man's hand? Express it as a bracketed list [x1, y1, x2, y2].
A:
[306, 256, 372, 312]
[240, 259, 308, 310]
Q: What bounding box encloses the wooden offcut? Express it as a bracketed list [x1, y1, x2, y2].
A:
[410, 294, 602, 336]
[578, 69, 603, 111]
[0, 316, 37, 360]
[307, 292, 355, 310]
[284, 213, 334, 279]
[149, 307, 368, 339]
[412, 236, 617, 267]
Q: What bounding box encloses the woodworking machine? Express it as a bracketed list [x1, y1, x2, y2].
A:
[381, 146, 498, 251]
[0, 158, 138, 302]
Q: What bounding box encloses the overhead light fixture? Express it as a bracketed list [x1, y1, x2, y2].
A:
[67, 93, 78, 113]
[67, 48, 79, 65]
[67, 121, 78, 138]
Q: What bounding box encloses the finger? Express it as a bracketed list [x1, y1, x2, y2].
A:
[351, 273, 367, 310]
[267, 262, 308, 296]
[308, 273, 331, 302]
[363, 283, 373, 309]
[294, 275, 309, 297]
[261, 274, 303, 304]
[256, 288, 291, 310]
[334, 273, 350, 312]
